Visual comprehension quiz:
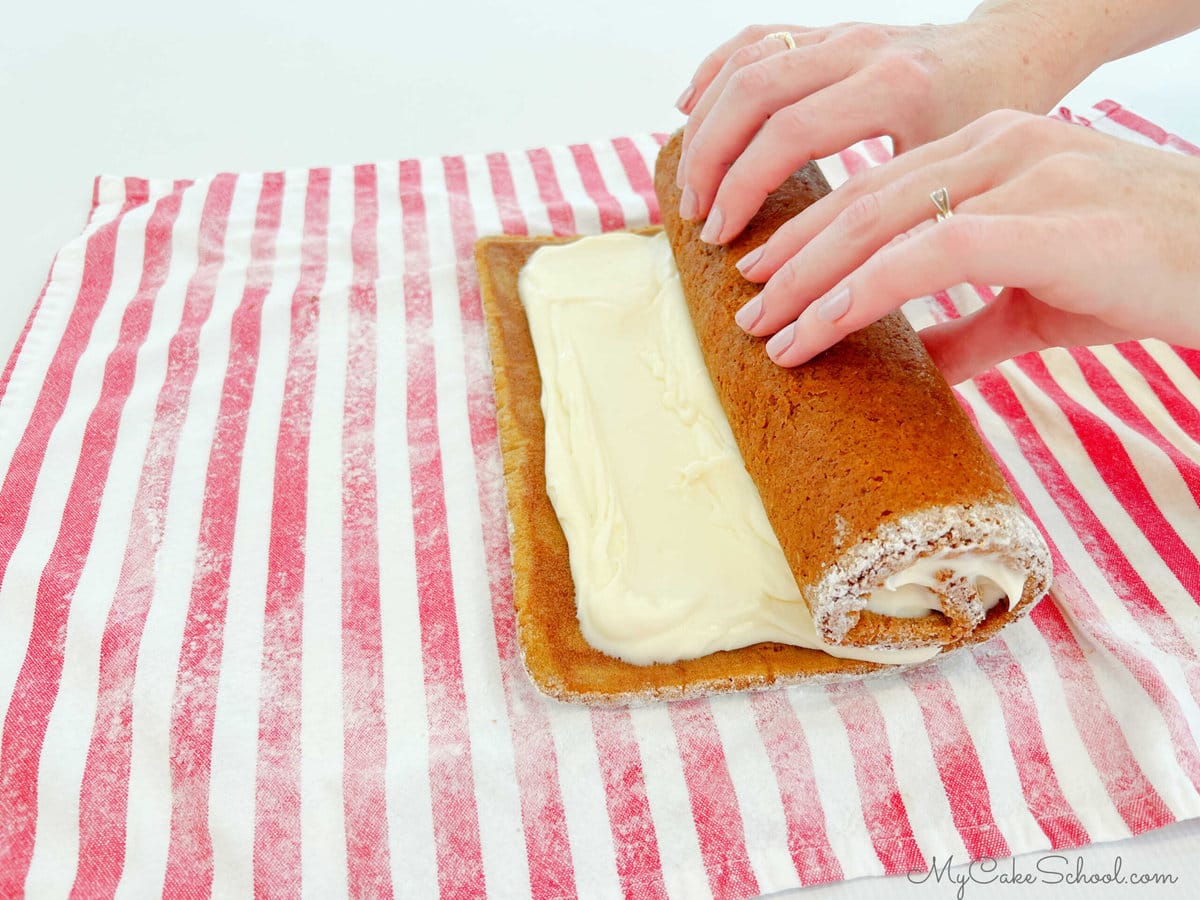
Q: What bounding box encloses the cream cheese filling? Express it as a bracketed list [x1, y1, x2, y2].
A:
[865, 551, 1028, 618]
[518, 232, 1019, 666]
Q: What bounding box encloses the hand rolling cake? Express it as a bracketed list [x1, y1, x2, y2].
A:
[474, 131, 1052, 704]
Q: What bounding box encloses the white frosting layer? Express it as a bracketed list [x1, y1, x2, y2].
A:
[865, 551, 1027, 618]
[518, 232, 1020, 666]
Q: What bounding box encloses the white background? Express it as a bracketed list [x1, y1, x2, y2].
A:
[2, 1, 1198, 896]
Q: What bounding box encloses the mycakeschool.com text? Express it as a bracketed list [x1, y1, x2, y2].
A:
[906, 854, 1180, 898]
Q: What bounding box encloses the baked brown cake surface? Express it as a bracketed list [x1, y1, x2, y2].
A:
[474, 133, 1050, 704]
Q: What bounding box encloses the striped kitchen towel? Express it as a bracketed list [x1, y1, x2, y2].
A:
[0, 100, 1198, 899]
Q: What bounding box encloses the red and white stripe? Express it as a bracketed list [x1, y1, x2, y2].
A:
[253, 165, 332, 897]
[1, 101, 1198, 898]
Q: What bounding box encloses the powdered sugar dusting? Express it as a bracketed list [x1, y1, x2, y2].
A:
[809, 502, 1052, 645]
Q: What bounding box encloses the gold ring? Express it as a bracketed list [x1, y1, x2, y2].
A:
[765, 31, 797, 50]
[930, 187, 953, 222]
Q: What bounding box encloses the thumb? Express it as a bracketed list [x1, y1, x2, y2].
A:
[919, 287, 1050, 385]
[921, 287, 1136, 384]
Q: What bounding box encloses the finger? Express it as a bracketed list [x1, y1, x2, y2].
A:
[681, 32, 840, 194]
[763, 214, 1057, 367]
[677, 30, 831, 190]
[699, 72, 910, 242]
[734, 152, 1010, 333]
[678, 25, 812, 113]
[680, 40, 860, 222]
[738, 109, 1027, 279]
[677, 34, 793, 190]
[739, 129, 977, 278]
[737, 219, 931, 337]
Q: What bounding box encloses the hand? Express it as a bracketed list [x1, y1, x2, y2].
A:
[731, 110, 1200, 383]
[673, 13, 1084, 245]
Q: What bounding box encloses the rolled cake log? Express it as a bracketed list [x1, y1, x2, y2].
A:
[654, 131, 1051, 649]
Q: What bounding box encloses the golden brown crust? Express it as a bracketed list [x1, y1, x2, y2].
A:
[474, 132, 1048, 704]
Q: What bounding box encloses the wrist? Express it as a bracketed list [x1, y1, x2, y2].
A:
[965, 0, 1108, 111]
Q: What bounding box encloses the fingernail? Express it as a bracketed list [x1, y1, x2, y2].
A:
[700, 205, 724, 243]
[679, 185, 698, 220]
[815, 286, 851, 322]
[675, 84, 695, 112]
[766, 322, 797, 359]
[734, 295, 763, 331]
[736, 246, 764, 275]
[675, 156, 685, 188]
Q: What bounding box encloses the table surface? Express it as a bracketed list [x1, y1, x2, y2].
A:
[4, 2, 1198, 896]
